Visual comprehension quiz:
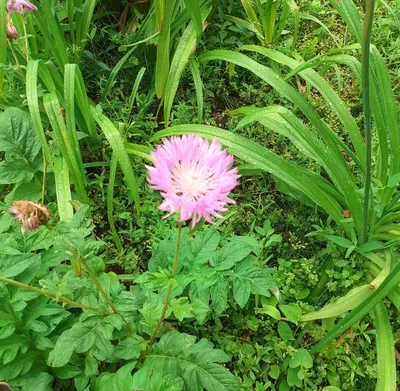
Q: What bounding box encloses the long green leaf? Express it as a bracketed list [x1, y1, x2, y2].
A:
[107, 153, 123, 253]
[374, 302, 396, 391]
[43, 92, 88, 204]
[183, 0, 203, 36]
[152, 124, 348, 233]
[310, 257, 400, 353]
[26, 60, 54, 172]
[155, 0, 177, 99]
[197, 49, 362, 234]
[78, 0, 96, 54]
[128, 67, 146, 115]
[189, 57, 204, 123]
[154, 0, 165, 31]
[54, 156, 73, 222]
[164, 21, 198, 126]
[91, 106, 141, 215]
[64, 64, 86, 183]
[240, 45, 365, 165]
[124, 143, 152, 162]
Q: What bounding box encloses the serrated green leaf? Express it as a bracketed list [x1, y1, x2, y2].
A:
[0, 160, 35, 184]
[210, 275, 228, 315]
[0, 108, 41, 163]
[189, 228, 220, 267]
[48, 322, 99, 367]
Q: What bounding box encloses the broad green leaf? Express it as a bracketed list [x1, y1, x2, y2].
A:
[189, 228, 220, 267]
[278, 321, 294, 341]
[48, 322, 99, 367]
[210, 275, 228, 315]
[138, 331, 239, 391]
[280, 304, 302, 324]
[95, 362, 136, 391]
[289, 348, 313, 369]
[232, 276, 251, 308]
[164, 21, 198, 126]
[114, 335, 145, 361]
[257, 305, 281, 320]
[211, 236, 257, 271]
[0, 107, 41, 163]
[0, 351, 38, 380]
[0, 254, 40, 279]
[0, 160, 35, 184]
[139, 292, 163, 334]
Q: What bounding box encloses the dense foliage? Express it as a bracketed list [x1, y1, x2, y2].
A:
[0, 0, 399, 390]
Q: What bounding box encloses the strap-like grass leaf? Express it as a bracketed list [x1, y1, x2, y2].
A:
[91, 106, 141, 215]
[374, 302, 396, 391]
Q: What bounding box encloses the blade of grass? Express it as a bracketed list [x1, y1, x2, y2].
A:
[54, 156, 74, 222]
[26, 60, 55, 172]
[43, 92, 88, 204]
[124, 143, 152, 161]
[164, 20, 198, 126]
[155, 0, 177, 100]
[154, 0, 165, 31]
[128, 67, 146, 115]
[107, 152, 123, 253]
[360, 0, 374, 244]
[183, 0, 203, 37]
[78, 0, 96, 55]
[64, 64, 86, 183]
[189, 57, 204, 123]
[374, 302, 396, 391]
[91, 106, 141, 216]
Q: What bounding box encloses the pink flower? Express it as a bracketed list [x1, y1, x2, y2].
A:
[6, 14, 18, 39]
[6, 0, 37, 14]
[146, 134, 239, 228]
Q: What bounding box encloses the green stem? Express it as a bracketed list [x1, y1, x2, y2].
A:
[0, 276, 112, 316]
[80, 257, 132, 335]
[142, 222, 183, 358]
[361, 0, 375, 244]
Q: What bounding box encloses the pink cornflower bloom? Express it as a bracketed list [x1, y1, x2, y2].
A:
[6, 0, 37, 14]
[146, 134, 240, 228]
[6, 14, 18, 39]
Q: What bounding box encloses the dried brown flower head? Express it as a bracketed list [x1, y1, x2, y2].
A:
[9, 201, 51, 231]
[0, 382, 13, 391]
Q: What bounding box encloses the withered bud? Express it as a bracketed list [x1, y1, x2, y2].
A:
[0, 382, 13, 391]
[9, 201, 51, 231]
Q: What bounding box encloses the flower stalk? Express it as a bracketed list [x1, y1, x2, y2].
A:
[142, 222, 183, 358]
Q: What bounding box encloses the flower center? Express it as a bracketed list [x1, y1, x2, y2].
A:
[171, 161, 213, 201]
